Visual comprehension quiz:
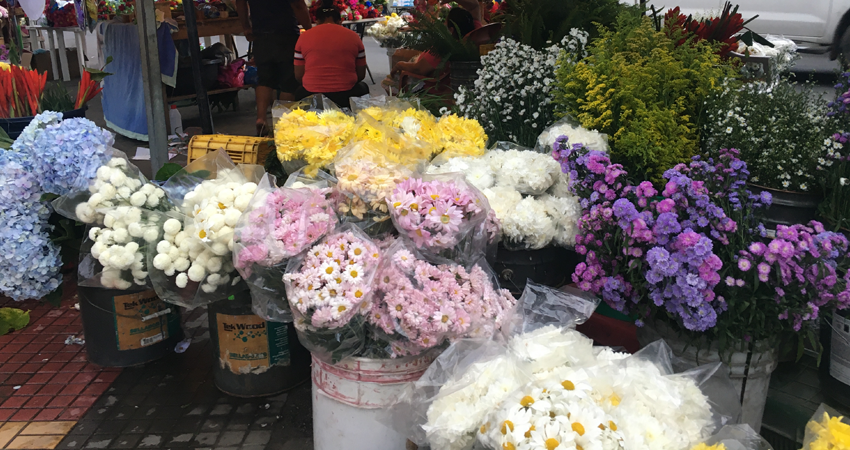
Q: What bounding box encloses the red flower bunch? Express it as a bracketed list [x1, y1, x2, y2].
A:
[664, 1, 746, 57]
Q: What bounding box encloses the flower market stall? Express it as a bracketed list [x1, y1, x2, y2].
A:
[5, 0, 850, 448]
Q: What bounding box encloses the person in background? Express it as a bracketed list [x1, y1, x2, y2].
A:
[292, 0, 369, 108]
[236, 0, 312, 136]
[387, 8, 476, 85]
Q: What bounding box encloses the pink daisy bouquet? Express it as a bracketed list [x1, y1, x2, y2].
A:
[386, 175, 494, 257]
[368, 239, 516, 358]
[232, 184, 338, 321]
[283, 226, 382, 361]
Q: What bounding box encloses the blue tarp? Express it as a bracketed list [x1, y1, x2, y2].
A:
[100, 21, 177, 141]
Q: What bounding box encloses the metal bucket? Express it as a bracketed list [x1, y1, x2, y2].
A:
[78, 286, 183, 367]
[449, 60, 482, 93]
[748, 183, 821, 228]
[493, 245, 583, 295]
[208, 290, 311, 397]
[819, 311, 850, 409]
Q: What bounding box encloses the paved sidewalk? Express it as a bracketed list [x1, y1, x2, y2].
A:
[0, 280, 313, 450]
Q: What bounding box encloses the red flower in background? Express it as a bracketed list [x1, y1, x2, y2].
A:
[664, 1, 746, 57]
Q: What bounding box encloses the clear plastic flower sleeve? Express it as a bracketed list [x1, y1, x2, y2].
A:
[283, 223, 382, 363]
[232, 176, 337, 322]
[803, 404, 850, 450]
[272, 95, 355, 172]
[699, 425, 772, 450]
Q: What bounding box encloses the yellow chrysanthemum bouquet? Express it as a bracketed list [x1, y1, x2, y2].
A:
[273, 96, 355, 171]
[805, 406, 850, 450]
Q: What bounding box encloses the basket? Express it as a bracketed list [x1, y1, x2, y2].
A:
[188, 134, 274, 165]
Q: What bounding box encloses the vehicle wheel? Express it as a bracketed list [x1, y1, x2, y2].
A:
[837, 25, 850, 69]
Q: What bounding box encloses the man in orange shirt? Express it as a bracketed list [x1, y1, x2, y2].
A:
[292, 0, 369, 108]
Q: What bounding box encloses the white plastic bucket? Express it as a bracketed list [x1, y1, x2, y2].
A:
[637, 323, 778, 431]
[312, 352, 437, 450]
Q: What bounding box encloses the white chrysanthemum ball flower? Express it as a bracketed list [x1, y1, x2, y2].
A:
[175, 272, 189, 288]
[163, 219, 182, 235]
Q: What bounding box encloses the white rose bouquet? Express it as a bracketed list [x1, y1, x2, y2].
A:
[427, 144, 582, 250]
[148, 150, 264, 308]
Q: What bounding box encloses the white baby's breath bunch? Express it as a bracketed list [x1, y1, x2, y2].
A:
[428, 147, 581, 249]
[455, 32, 587, 147]
[152, 170, 257, 295]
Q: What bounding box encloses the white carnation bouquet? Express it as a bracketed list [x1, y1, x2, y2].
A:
[148, 150, 264, 308]
[53, 152, 175, 289]
[427, 144, 581, 250]
[455, 32, 587, 148]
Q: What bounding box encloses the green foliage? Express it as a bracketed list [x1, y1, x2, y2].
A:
[0, 308, 30, 336]
[263, 145, 288, 187]
[0, 127, 13, 149]
[397, 10, 480, 62]
[554, 13, 740, 185]
[497, 0, 636, 50]
[155, 162, 184, 182]
[41, 82, 75, 113]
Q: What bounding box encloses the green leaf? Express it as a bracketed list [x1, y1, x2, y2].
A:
[43, 286, 63, 308]
[155, 163, 184, 182]
[190, 170, 212, 180]
[0, 127, 13, 149]
[0, 308, 31, 336]
[40, 193, 60, 202]
[796, 333, 805, 361]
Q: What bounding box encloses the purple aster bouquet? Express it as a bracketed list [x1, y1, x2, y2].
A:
[557, 135, 850, 351]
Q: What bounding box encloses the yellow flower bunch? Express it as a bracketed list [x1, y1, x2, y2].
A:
[691, 443, 726, 450]
[274, 109, 355, 169]
[436, 114, 488, 158]
[807, 411, 850, 450]
[0, 62, 10, 72]
[352, 111, 433, 169]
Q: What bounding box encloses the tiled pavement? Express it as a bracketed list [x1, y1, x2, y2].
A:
[1, 279, 313, 450]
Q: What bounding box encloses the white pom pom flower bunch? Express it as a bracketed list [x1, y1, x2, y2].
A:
[73, 156, 169, 224]
[86, 208, 167, 289]
[152, 170, 258, 296]
[427, 147, 582, 250]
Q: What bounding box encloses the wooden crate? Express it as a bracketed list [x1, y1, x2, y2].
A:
[188, 134, 274, 165]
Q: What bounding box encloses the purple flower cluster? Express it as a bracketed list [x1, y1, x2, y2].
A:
[827, 72, 850, 118]
[552, 136, 620, 208]
[734, 221, 850, 331]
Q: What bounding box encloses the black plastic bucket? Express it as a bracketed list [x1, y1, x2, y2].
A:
[748, 183, 821, 228]
[493, 245, 584, 296]
[78, 286, 184, 367]
[0, 107, 87, 140]
[450, 60, 482, 93]
[819, 311, 850, 409]
[208, 290, 310, 397]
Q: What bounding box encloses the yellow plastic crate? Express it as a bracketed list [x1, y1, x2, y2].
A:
[187, 134, 274, 165]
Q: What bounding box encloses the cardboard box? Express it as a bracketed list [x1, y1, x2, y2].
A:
[30, 49, 81, 81]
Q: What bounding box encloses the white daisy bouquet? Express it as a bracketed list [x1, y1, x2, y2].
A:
[283, 224, 382, 362]
[52, 152, 176, 289]
[427, 144, 582, 250]
[366, 12, 408, 48]
[232, 176, 338, 322]
[148, 150, 264, 308]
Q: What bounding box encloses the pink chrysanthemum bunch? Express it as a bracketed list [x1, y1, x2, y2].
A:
[386, 177, 489, 250]
[234, 187, 336, 275]
[368, 240, 515, 357]
[284, 230, 381, 329]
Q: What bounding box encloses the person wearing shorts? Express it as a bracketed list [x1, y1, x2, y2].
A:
[236, 0, 312, 135]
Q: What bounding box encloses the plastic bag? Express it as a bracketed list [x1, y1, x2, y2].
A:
[534, 116, 609, 154]
[272, 95, 355, 171]
[350, 113, 432, 170]
[283, 167, 338, 190]
[390, 339, 532, 450]
[350, 94, 420, 115]
[698, 424, 773, 450]
[804, 404, 850, 450]
[367, 239, 516, 358]
[232, 176, 337, 322]
[283, 223, 382, 362]
[332, 140, 416, 237]
[148, 150, 264, 308]
[502, 282, 600, 338]
[386, 172, 496, 262]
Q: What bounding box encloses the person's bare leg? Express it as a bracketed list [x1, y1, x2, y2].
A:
[256, 85, 274, 135]
[279, 92, 295, 101]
